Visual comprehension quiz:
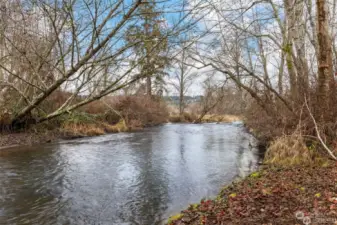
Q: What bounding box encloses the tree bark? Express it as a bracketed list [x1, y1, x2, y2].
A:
[284, 0, 298, 99]
[146, 75, 152, 96]
[316, 0, 333, 118]
[179, 87, 184, 116]
[293, 0, 309, 98]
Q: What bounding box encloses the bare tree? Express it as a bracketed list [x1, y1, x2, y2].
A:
[193, 75, 226, 123]
[169, 42, 198, 116]
[0, 0, 203, 128]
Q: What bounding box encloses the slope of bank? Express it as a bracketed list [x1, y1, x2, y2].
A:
[0, 120, 129, 149]
[0, 113, 241, 149]
[0, 96, 169, 149]
[168, 163, 337, 224]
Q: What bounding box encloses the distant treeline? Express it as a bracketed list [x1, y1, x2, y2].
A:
[163, 96, 202, 105]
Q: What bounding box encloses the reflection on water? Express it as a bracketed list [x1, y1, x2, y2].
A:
[0, 123, 260, 225]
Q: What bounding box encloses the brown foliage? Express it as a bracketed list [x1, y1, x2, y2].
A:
[244, 90, 337, 161]
[168, 112, 198, 123]
[112, 96, 169, 127]
[80, 99, 110, 115]
[61, 123, 105, 137]
[169, 164, 337, 224]
[244, 100, 295, 143]
[0, 112, 12, 132]
[40, 91, 78, 114]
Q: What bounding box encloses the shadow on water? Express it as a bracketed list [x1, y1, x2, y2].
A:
[0, 123, 261, 225]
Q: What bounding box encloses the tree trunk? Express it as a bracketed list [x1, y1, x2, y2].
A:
[146, 76, 152, 96]
[293, 0, 309, 99]
[179, 85, 184, 116]
[284, 0, 298, 100]
[278, 49, 285, 95]
[316, 0, 333, 118]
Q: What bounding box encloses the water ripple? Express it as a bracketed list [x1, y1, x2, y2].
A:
[0, 123, 260, 224]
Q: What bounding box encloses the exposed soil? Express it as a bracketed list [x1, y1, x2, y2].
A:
[168, 164, 337, 225]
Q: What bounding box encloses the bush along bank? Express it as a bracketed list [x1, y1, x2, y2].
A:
[168, 114, 242, 123]
[0, 96, 169, 148]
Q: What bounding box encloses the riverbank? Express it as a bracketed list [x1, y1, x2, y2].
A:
[165, 114, 337, 224]
[0, 119, 138, 149]
[168, 163, 337, 224]
[0, 121, 128, 149]
[0, 113, 241, 149]
[168, 114, 242, 123]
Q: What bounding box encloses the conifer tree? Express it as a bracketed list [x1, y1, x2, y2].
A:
[126, 0, 169, 96]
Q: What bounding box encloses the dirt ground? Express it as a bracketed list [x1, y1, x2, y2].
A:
[168, 164, 337, 225]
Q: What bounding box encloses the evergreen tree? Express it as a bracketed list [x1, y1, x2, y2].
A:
[125, 0, 169, 96]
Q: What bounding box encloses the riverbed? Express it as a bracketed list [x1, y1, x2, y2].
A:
[0, 123, 260, 225]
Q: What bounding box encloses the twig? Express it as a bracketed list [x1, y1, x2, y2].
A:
[304, 97, 337, 160]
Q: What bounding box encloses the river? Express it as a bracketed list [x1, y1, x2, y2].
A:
[0, 123, 261, 225]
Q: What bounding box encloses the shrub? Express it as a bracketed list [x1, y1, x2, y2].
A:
[102, 120, 128, 132]
[79, 100, 110, 115]
[201, 114, 242, 123]
[0, 112, 12, 132]
[264, 133, 321, 166]
[41, 90, 79, 114]
[183, 112, 197, 122]
[61, 123, 105, 136]
[112, 96, 169, 127]
[168, 115, 183, 123]
[168, 112, 197, 123]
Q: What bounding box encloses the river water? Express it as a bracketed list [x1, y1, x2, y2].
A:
[0, 123, 260, 225]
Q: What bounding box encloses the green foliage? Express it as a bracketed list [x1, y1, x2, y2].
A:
[167, 213, 183, 224]
[286, 60, 293, 70]
[62, 112, 97, 124]
[125, 0, 170, 91]
[282, 43, 292, 53]
[283, 43, 293, 70]
[229, 193, 237, 198]
[308, 143, 316, 151]
[249, 172, 260, 178]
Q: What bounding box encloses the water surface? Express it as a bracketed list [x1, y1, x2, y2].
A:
[0, 123, 260, 225]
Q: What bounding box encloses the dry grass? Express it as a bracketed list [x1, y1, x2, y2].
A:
[102, 120, 128, 133]
[168, 114, 241, 123]
[168, 115, 184, 123]
[61, 123, 105, 136]
[264, 133, 323, 166]
[62, 118, 131, 136]
[201, 114, 242, 123]
[168, 113, 198, 123]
